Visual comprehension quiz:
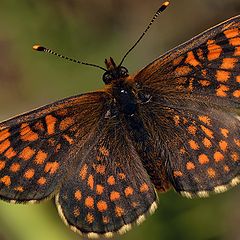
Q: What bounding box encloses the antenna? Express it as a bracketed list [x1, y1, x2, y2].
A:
[32, 45, 107, 71]
[119, 1, 170, 66]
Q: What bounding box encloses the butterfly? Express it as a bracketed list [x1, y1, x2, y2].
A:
[0, 1, 239, 238]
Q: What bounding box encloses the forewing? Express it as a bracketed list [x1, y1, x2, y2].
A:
[0, 92, 107, 202]
[135, 15, 240, 107]
[56, 116, 157, 238]
[132, 15, 240, 197]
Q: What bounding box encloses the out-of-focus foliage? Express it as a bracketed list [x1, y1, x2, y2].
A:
[0, 0, 239, 240]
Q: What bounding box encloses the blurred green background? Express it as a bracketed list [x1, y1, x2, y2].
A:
[0, 0, 239, 240]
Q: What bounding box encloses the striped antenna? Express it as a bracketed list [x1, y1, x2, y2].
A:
[119, 1, 170, 67]
[32, 45, 107, 71]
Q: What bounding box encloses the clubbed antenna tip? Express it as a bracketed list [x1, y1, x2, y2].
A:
[32, 44, 107, 71]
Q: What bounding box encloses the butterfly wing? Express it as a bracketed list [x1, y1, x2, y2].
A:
[135, 15, 240, 107]
[56, 113, 157, 238]
[133, 15, 240, 197]
[0, 92, 107, 202]
[134, 98, 240, 197]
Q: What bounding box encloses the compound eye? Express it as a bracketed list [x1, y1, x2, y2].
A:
[103, 72, 113, 84]
[119, 67, 128, 77]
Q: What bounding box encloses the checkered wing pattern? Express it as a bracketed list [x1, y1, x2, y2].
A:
[56, 115, 157, 238]
[0, 92, 106, 202]
[136, 15, 240, 107]
[134, 15, 240, 197]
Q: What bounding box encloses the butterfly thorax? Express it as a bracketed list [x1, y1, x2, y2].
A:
[111, 80, 138, 116]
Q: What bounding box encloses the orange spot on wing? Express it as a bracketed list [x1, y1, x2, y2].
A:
[102, 216, 110, 224]
[175, 66, 192, 76]
[185, 51, 201, 67]
[124, 186, 134, 196]
[24, 169, 35, 179]
[10, 163, 20, 172]
[234, 46, 240, 56]
[197, 49, 204, 60]
[0, 139, 10, 154]
[110, 191, 120, 201]
[85, 196, 94, 209]
[107, 176, 115, 185]
[96, 184, 104, 195]
[224, 28, 239, 38]
[48, 138, 56, 146]
[174, 171, 183, 177]
[19, 147, 35, 161]
[186, 161, 195, 170]
[199, 80, 211, 86]
[173, 115, 180, 126]
[34, 122, 45, 131]
[97, 200, 108, 212]
[63, 134, 74, 144]
[115, 206, 124, 217]
[233, 90, 240, 98]
[198, 115, 211, 125]
[20, 123, 38, 142]
[214, 151, 224, 162]
[73, 208, 80, 217]
[87, 175, 94, 190]
[176, 77, 187, 85]
[4, 147, 16, 159]
[183, 117, 188, 124]
[230, 37, 240, 46]
[55, 144, 61, 153]
[118, 173, 126, 180]
[99, 146, 109, 157]
[216, 70, 230, 82]
[198, 154, 209, 164]
[219, 140, 228, 151]
[56, 109, 68, 117]
[86, 213, 94, 224]
[44, 161, 59, 174]
[202, 137, 212, 148]
[59, 117, 74, 131]
[223, 165, 230, 172]
[231, 152, 239, 162]
[180, 147, 186, 154]
[0, 176, 11, 186]
[45, 115, 57, 135]
[74, 190, 82, 201]
[207, 168, 216, 178]
[0, 160, 5, 170]
[189, 140, 200, 150]
[35, 150, 47, 165]
[220, 128, 229, 138]
[188, 125, 197, 135]
[95, 164, 106, 174]
[173, 56, 184, 66]
[201, 126, 214, 138]
[37, 177, 46, 185]
[140, 183, 149, 192]
[201, 69, 207, 77]
[236, 76, 240, 83]
[132, 201, 140, 208]
[221, 58, 237, 69]
[207, 40, 222, 61]
[79, 164, 88, 180]
[0, 129, 10, 142]
[14, 186, 24, 192]
[216, 84, 229, 97]
[234, 139, 240, 147]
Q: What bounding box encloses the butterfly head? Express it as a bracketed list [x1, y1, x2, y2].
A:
[103, 57, 129, 84]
